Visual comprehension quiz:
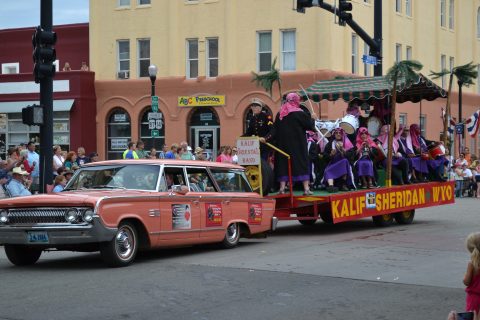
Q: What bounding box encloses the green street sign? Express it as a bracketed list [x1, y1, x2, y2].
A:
[151, 129, 160, 137]
[151, 95, 159, 112]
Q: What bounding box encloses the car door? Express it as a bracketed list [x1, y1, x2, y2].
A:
[185, 166, 227, 241]
[157, 165, 201, 244]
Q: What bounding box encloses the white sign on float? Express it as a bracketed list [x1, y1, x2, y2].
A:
[236, 137, 260, 166]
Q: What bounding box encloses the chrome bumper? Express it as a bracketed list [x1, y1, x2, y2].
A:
[0, 217, 117, 246]
[271, 217, 278, 232]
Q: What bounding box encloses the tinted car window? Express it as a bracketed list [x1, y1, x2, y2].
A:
[209, 168, 252, 192]
[159, 167, 187, 192]
[66, 165, 160, 191]
[185, 167, 216, 192]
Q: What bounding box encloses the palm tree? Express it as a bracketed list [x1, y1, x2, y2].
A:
[430, 62, 478, 151]
[385, 60, 423, 187]
[251, 57, 282, 99]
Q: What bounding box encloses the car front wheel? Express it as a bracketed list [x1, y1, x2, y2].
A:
[220, 223, 240, 249]
[4, 245, 42, 266]
[100, 221, 138, 267]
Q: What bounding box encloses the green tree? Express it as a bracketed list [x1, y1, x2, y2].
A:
[385, 60, 423, 187]
[251, 57, 282, 98]
[430, 62, 478, 148]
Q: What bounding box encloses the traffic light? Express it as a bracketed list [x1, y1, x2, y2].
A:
[22, 105, 44, 126]
[338, 0, 353, 25]
[32, 26, 57, 83]
[296, 0, 313, 13]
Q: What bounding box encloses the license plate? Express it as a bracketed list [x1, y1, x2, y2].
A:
[27, 231, 49, 243]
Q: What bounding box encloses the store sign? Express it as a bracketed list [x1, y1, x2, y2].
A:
[330, 182, 455, 224]
[178, 95, 225, 107]
[236, 137, 260, 165]
[114, 114, 127, 122]
[111, 138, 128, 150]
[200, 113, 213, 121]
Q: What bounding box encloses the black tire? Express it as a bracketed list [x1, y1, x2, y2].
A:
[372, 214, 394, 227]
[4, 245, 42, 266]
[261, 159, 273, 196]
[100, 221, 138, 267]
[220, 223, 240, 249]
[298, 219, 317, 226]
[394, 210, 415, 225]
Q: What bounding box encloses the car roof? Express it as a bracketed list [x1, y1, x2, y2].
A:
[82, 159, 245, 170]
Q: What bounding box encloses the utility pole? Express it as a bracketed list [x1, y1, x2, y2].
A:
[39, 0, 54, 193]
[297, 0, 383, 76]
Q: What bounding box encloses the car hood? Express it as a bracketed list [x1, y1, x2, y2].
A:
[0, 190, 156, 208]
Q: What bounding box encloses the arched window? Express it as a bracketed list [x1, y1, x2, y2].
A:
[139, 107, 165, 152]
[243, 104, 273, 134]
[477, 7, 480, 38]
[107, 108, 131, 160]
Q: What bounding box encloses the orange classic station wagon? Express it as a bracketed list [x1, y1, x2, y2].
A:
[0, 160, 277, 267]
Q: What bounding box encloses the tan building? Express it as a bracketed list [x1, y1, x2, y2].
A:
[89, 0, 480, 159]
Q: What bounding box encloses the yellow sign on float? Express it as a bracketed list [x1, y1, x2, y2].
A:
[178, 95, 225, 107]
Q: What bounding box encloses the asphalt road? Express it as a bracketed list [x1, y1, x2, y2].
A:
[0, 198, 477, 320]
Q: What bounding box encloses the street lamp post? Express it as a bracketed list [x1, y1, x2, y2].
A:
[148, 64, 157, 97]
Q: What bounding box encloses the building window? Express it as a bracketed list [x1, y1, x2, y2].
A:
[138, 0, 150, 5]
[363, 43, 371, 76]
[396, 0, 402, 13]
[206, 38, 218, 78]
[186, 39, 198, 79]
[406, 46, 412, 60]
[1, 63, 19, 74]
[477, 64, 480, 93]
[420, 115, 426, 136]
[395, 43, 402, 63]
[449, 0, 454, 29]
[257, 32, 272, 72]
[351, 34, 358, 74]
[281, 30, 296, 71]
[117, 40, 130, 79]
[406, 0, 412, 16]
[399, 113, 407, 127]
[137, 39, 150, 78]
[440, 0, 446, 27]
[441, 54, 446, 88]
[107, 109, 131, 160]
[139, 108, 165, 151]
[449, 57, 455, 73]
[477, 8, 480, 38]
[119, 0, 130, 7]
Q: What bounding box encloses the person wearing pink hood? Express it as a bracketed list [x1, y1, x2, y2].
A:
[263, 92, 317, 195]
[353, 127, 377, 188]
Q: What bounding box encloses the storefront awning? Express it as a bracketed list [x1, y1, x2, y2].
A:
[303, 74, 447, 104]
[0, 99, 74, 113]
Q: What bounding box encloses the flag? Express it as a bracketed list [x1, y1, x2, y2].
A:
[466, 110, 480, 137]
[447, 117, 456, 135]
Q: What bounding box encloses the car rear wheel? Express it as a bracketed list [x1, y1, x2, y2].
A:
[4, 245, 42, 266]
[100, 221, 138, 267]
[221, 223, 240, 248]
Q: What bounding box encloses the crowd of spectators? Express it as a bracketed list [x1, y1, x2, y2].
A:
[0, 142, 98, 197]
[451, 147, 480, 198]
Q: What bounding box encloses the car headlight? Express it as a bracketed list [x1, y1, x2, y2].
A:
[0, 210, 8, 224]
[82, 209, 94, 223]
[65, 208, 79, 223]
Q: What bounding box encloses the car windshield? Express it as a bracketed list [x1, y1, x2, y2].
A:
[64, 164, 160, 191]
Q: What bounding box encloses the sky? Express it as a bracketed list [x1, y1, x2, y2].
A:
[0, 0, 89, 29]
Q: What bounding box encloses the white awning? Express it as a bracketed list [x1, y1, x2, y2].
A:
[0, 99, 74, 113]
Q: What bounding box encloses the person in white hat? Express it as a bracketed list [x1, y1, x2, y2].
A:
[6, 166, 32, 197]
[242, 98, 273, 160]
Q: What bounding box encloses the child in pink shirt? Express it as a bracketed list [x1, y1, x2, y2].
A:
[464, 232, 480, 312]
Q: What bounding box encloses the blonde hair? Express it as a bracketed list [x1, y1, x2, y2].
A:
[466, 232, 480, 271]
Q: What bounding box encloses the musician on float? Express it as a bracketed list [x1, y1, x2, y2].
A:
[408, 124, 447, 181]
[396, 125, 428, 182]
[353, 127, 377, 189]
[322, 127, 356, 192]
[243, 98, 273, 160]
[375, 125, 411, 185]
